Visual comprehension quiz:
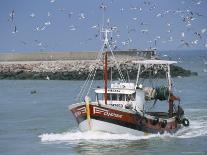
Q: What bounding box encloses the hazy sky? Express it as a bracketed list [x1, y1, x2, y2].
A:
[0, 0, 207, 53]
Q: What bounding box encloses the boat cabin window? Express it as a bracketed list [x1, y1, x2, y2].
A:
[126, 94, 136, 101]
[112, 94, 117, 100]
[96, 93, 135, 101]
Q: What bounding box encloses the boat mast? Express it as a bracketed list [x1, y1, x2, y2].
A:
[103, 29, 110, 105]
[104, 51, 108, 105]
[167, 64, 173, 117]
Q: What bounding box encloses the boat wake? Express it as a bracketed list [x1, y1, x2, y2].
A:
[39, 130, 159, 142]
[39, 108, 207, 143]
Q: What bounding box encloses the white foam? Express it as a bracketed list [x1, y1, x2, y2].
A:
[39, 121, 207, 143]
[39, 130, 161, 142]
[175, 119, 207, 138]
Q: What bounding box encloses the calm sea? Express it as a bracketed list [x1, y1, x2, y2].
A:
[0, 50, 207, 155]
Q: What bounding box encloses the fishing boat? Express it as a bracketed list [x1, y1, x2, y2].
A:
[69, 28, 189, 136]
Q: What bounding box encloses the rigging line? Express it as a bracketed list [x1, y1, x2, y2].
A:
[75, 73, 91, 100]
[76, 50, 103, 101]
[86, 67, 97, 96]
[126, 64, 130, 82]
[108, 43, 125, 82]
[76, 63, 96, 100]
[79, 59, 102, 100]
[77, 45, 104, 101]
[76, 66, 95, 101]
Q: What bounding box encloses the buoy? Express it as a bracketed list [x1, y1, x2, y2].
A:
[152, 117, 159, 125]
[161, 120, 167, 128]
[30, 90, 37, 94]
[182, 118, 190, 127]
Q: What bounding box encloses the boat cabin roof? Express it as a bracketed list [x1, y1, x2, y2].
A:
[95, 88, 135, 94]
[132, 59, 177, 65]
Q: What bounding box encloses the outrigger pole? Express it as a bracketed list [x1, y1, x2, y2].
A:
[167, 64, 173, 117]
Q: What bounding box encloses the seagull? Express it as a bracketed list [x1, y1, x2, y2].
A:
[140, 22, 148, 25]
[144, 1, 151, 5]
[196, 1, 202, 5]
[120, 8, 124, 12]
[201, 28, 206, 34]
[91, 25, 98, 29]
[30, 13, 35, 18]
[69, 26, 76, 31]
[9, 10, 15, 22]
[168, 36, 173, 42]
[141, 29, 149, 33]
[12, 26, 18, 34]
[121, 41, 128, 46]
[47, 12, 51, 17]
[50, 0, 55, 3]
[40, 26, 46, 31]
[130, 7, 138, 10]
[79, 13, 86, 19]
[194, 32, 202, 39]
[156, 36, 161, 39]
[70, 28, 76, 31]
[94, 34, 99, 38]
[45, 21, 51, 26]
[181, 32, 185, 37]
[180, 40, 190, 47]
[186, 23, 191, 27]
[192, 40, 198, 45]
[111, 26, 117, 31]
[116, 34, 121, 38]
[156, 13, 162, 17]
[68, 12, 73, 18]
[35, 26, 40, 31]
[38, 42, 42, 46]
[46, 76, 50, 80]
[100, 3, 107, 10]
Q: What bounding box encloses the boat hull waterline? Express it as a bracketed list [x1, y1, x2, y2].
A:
[69, 102, 181, 135]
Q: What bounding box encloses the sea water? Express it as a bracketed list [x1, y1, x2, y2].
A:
[0, 50, 207, 155]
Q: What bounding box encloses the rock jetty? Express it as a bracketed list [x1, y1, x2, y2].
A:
[0, 59, 197, 80]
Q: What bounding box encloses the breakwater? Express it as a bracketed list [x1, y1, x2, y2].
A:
[0, 59, 197, 80]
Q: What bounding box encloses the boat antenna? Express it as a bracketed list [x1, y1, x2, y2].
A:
[100, 2, 107, 40]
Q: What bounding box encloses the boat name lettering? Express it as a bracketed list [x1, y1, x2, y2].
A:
[93, 107, 122, 118]
[74, 107, 86, 117]
[108, 89, 120, 92]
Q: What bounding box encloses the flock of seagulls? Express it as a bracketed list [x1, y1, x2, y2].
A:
[6, 0, 207, 51]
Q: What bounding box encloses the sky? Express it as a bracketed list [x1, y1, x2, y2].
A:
[0, 0, 207, 53]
